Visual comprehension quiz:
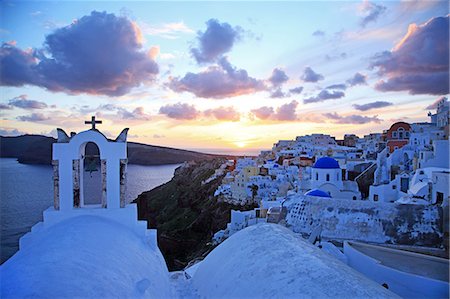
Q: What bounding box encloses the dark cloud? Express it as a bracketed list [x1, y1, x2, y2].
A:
[289, 86, 304, 94]
[0, 43, 38, 87]
[323, 112, 381, 124]
[270, 88, 287, 98]
[9, 94, 48, 109]
[251, 100, 298, 121]
[426, 96, 448, 110]
[312, 30, 325, 37]
[0, 103, 13, 110]
[346, 72, 367, 86]
[169, 57, 265, 99]
[301, 67, 324, 83]
[17, 113, 49, 122]
[269, 68, 289, 87]
[326, 84, 347, 90]
[159, 103, 200, 120]
[304, 89, 345, 104]
[359, 1, 387, 28]
[191, 19, 241, 64]
[353, 101, 393, 111]
[371, 16, 449, 95]
[204, 106, 240, 121]
[0, 11, 159, 96]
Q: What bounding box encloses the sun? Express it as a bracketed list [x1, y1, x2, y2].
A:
[235, 141, 246, 148]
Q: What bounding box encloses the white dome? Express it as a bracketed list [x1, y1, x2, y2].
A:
[1, 215, 171, 298]
[193, 223, 396, 298]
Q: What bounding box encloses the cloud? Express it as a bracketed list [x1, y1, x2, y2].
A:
[251, 100, 298, 121]
[270, 88, 287, 98]
[17, 113, 50, 122]
[116, 106, 150, 120]
[204, 106, 240, 121]
[325, 52, 347, 61]
[276, 100, 299, 121]
[8, 94, 48, 109]
[371, 16, 449, 95]
[359, 0, 387, 28]
[269, 68, 289, 87]
[84, 104, 151, 121]
[153, 134, 165, 138]
[140, 21, 194, 39]
[191, 19, 241, 64]
[169, 57, 265, 99]
[323, 112, 381, 124]
[251, 106, 274, 120]
[353, 101, 393, 111]
[0, 103, 13, 110]
[0, 11, 159, 96]
[0, 128, 27, 136]
[301, 67, 324, 83]
[289, 86, 304, 94]
[425, 96, 447, 110]
[159, 102, 200, 120]
[0, 44, 38, 87]
[304, 89, 345, 104]
[346, 72, 367, 86]
[312, 30, 325, 37]
[326, 84, 347, 90]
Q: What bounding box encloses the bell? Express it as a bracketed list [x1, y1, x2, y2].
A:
[84, 155, 99, 174]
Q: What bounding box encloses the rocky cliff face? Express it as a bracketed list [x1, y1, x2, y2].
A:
[135, 159, 257, 270]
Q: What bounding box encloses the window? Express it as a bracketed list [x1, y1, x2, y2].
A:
[316, 173, 319, 180]
[353, 196, 356, 200]
[326, 174, 330, 181]
[373, 194, 379, 201]
[400, 178, 409, 193]
[392, 131, 397, 138]
[392, 185, 396, 190]
[436, 192, 444, 205]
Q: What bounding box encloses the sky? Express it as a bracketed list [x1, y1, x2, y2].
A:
[0, 1, 448, 154]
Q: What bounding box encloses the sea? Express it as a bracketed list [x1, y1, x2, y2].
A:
[0, 158, 180, 264]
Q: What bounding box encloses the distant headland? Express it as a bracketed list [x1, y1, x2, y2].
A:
[0, 134, 238, 165]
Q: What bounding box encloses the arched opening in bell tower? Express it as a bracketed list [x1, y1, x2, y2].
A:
[79, 142, 103, 207]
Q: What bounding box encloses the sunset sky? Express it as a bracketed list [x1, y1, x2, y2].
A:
[0, 1, 448, 154]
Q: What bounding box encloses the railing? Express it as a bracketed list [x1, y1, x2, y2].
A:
[355, 162, 376, 182]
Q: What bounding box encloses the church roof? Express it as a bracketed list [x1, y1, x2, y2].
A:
[1, 215, 171, 298]
[313, 157, 340, 169]
[305, 189, 332, 198]
[192, 223, 395, 298]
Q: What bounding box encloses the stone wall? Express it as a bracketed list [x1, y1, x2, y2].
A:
[286, 196, 443, 247]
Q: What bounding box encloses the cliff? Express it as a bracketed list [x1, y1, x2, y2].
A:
[0, 135, 225, 165]
[135, 159, 257, 270]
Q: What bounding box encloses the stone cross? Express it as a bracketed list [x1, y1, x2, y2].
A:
[85, 116, 102, 130]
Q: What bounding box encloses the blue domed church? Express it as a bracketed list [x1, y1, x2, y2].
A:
[301, 157, 361, 200]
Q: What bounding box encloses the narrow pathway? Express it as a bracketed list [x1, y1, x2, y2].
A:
[169, 271, 200, 299]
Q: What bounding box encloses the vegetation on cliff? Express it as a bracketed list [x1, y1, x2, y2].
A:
[135, 159, 257, 271]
